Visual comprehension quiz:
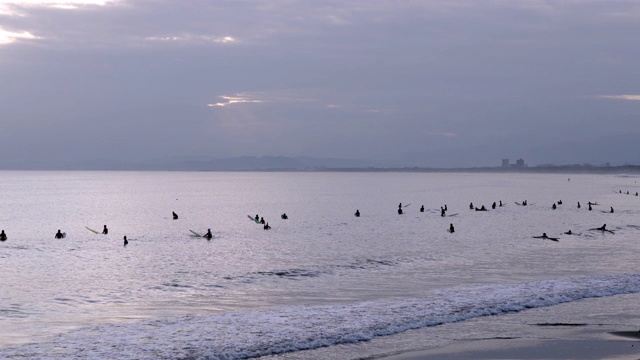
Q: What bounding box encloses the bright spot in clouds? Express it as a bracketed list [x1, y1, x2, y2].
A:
[146, 35, 237, 44]
[208, 95, 264, 107]
[0, 27, 39, 44]
[599, 95, 640, 101]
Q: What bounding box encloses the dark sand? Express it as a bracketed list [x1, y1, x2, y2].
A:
[383, 331, 640, 360]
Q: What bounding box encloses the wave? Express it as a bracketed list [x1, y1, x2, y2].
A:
[3, 274, 640, 359]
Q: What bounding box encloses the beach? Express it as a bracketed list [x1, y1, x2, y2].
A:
[1, 171, 640, 359]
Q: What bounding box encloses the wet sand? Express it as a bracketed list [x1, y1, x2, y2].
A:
[383, 330, 640, 360]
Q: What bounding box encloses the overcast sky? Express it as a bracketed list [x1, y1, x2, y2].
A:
[1, 0, 639, 168]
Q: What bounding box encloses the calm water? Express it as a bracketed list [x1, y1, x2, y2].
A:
[1, 171, 640, 359]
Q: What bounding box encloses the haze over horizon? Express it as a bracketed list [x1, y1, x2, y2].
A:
[2, 0, 639, 169]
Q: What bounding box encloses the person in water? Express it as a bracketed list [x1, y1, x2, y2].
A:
[449, 223, 455, 233]
[204, 229, 213, 239]
[260, 217, 265, 224]
[173, 212, 178, 220]
[123, 236, 128, 246]
[444, 204, 448, 212]
[610, 207, 614, 213]
[597, 224, 607, 231]
[263, 222, 271, 230]
[281, 213, 288, 219]
[552, 203, 557, 210]
[499, 200, 503, 207]
[420, 205, 424, 213]
[0, 230, 6, 241]
[577, 202, 581, 209]
[55, 230, 64, 239]
[558, 200, 563, 205]
[102, 225, 108, 235]
[398, 208, 403, 215]
[565, 230, 573, 235]
[492, 202, 496, 209]
[255, 214, 259, 222]
[398, 203, 402, 209]
[469, 202, 474, 210]
[588, 204, 592, 211]
[440, 207, 445, 217]
[355, 209, 360, 217]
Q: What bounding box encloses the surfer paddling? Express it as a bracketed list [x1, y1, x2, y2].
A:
[532, 233, 559, 242]
[590, 224, 614, 234]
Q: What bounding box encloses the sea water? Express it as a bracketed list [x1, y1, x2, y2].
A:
[0, 171, 639, 359]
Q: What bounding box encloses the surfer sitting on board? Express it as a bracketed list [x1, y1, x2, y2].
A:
[260, 217, 265, 224]
[55, 230, 64, 239]
[610, 207, 614, 213]
[102, 225, 108, 235]
[204, 229, 213, 239]
[492, 202, 496, 209]
[552, 203, 556, 210]
[355, 210, 360, 217]
[440, 207, 445, 217]
[565, 230, 573, 235]
[255, 214, 259, 222]
[173, 211, 178, 220]
[123, 236, 128, 246]
[263, 223, 271, 230]
[533, 233, 559, 241]
[469, 202, 474, 210]
[449, 223, 455, 233]
[420, 205, 424, 212]
[0, 230, 6, 241]
[398, 208, 403, 215]
[281, 213, 288, 219]
[499, 200, 503, 207]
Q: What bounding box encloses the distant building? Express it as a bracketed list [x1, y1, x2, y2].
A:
[502, 159, 509, 168]
[515, 158, 526, 167]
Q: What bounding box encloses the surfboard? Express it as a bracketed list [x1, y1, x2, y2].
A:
[448, 213, 459, 217]
[189, 230, 203, 237]
[85, 226, 99, 234]
[247, 215, 260, 223]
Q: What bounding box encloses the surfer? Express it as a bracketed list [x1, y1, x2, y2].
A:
[260, 217, 265, 224]
[577, 202, 581, 209]
[55, 230, 64, 239]
[596, 224, 607, 231]
[281, 213, 288, 219]
[552, 203, 556, 210]
[449, 223, 455, 233]
[123, 236, 128, 246]
[173, 212, 178, 220]
[469, 202, 474, 210]
[102, 225, 108, 235]
[533, 233, 559, 241]
[440, 207, 445, 217]
[263, 223, 271, 230]
[420, 205, 424, 213]
[444, 204, 448, 212]
[492, 202, 496, 209]
[204, 229, 213, 239]
[565, 230, 573, 235]
[475, 205, 487, 211]
[398, 208, 403, 215]
[0, 230, 6, 241]
[558, 200, 563, 205]
[610, 207, 614, 213]
[255, 214, 259, 222]
[398, 203, 402, 209]
[499, 200, 503, 207]
[588, 204, 592, 211]
[355, 209, 360, 217]
[523, 200, 527, 206]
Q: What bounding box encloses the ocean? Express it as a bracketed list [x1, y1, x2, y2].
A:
[1, 171, 639, 359]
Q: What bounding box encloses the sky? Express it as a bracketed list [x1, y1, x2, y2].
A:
[1, 0, 640, 169]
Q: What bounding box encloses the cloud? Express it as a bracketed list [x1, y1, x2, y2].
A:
[0, 26, 40, 44]
[207, 94, 264, 107]
[598, 95, 640, 101]
[145, 34, 237, 44]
